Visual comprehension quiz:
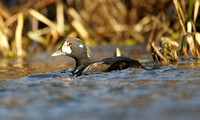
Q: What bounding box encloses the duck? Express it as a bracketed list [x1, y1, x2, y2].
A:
[52, 37, 147, 76]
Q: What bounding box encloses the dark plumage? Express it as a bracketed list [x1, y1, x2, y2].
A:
[52, 37, 147, 76]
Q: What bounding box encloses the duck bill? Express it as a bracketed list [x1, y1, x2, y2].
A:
[52, 49, 65, 56]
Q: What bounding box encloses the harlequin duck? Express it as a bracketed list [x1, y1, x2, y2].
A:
[52, 37, 147, 76]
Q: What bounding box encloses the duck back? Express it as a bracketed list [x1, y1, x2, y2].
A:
[75, 56, 145, 76]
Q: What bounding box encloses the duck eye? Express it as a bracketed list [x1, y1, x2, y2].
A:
[64, 41, 72, 46]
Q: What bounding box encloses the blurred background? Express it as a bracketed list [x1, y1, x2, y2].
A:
[1, 1, 200, 120]
[0, 0, 199, 58]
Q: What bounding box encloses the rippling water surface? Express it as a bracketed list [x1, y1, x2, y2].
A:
[0, 45, 200, 120]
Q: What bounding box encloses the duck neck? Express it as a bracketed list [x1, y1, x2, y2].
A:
[73, 57, 92, 73]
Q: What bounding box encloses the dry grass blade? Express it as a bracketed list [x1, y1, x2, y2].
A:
[181, 34, 189, 57]
[146, 21, 157, 51]
[50, 29, 59, 47]
[151, 16, 175, 35]
[29, 9, 56, 28]
[30, 16, 39, 31]
[99, 0, 127, 32]
[194, 32, 200, 56]
[186, 21, 196, 34]
[34, 0, 56, 9]
[0, 30, 10, 57]
[161, 37, 179, 48]
[194, 0, 200, 23]
[151, 38, 179, 64]
[67, 8, 95, 45]
[151, 42, 167, 64]
[67, 8, 84, 24]
[56, 0, 64, 35]
[0, 13, 10, 36]
[5, 13, 18, 27]
[115, 48, 121, 57]
[28, 32, 46, 45]
[71, 20, 96, 46]
[15, 12, 24, 57]
[28, 27, 51, 46]
[187, 21, 192, 32]
[188, 0, 194, 20]
[0, 4, 12, 20]
[186, 33, 196, 56]
[173, 0, 186, 33]
[195, 32, 200, 46]
[29, 9, 60, 47]
[191, 20, 197, 32]
[71, 20, 89, 39]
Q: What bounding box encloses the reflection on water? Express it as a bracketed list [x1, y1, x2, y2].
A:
[0, 52, 74, 80]
[0, 46, 200, 120]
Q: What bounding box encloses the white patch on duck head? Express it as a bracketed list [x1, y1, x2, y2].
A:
[86, 47, 92, 58]
[62, 40, 73, 54]
[64, 41, 68, 45]
[79, 44, 83, 48]
[62, 46, 72, 54]
[87, 52, 91, 58]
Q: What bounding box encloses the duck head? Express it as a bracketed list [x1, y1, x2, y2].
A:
[52, 38, 93, 70]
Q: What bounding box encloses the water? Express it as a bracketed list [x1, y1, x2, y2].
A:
[0, 45, 200, 120]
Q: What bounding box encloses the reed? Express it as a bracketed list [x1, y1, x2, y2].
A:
[0, 9, 10, 57]
[151, 0, 200, 64]
[15, 12, 24, 57]
[0, 0, 198, 60]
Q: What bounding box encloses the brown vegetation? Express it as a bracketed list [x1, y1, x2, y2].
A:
[0, 0, 199, 63]
[151, 0, 200, 64]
